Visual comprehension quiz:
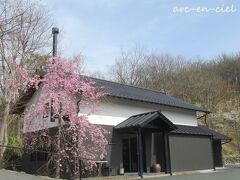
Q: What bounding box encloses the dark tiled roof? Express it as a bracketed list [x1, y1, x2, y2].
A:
[171, 125, 231, 141]
[12, 76, 209, 114]
[199, 125, 231, 141]
[115, 111, 177, 130]
[171, 125, 213, 136]
[10, 87, 36, 114]
[93, 78, 209, 113]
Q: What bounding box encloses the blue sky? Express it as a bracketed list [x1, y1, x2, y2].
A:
[42, 0, 240, 73]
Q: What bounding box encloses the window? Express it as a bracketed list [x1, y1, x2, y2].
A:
[30, 150, 48, 161]
[42, 102, 50, 118]
[42, 100, 55, 122]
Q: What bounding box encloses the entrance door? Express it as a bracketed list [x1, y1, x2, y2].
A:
[122, 137, 138, 172]
[154, 132, 167, 172]
[213, 141, 223, 167]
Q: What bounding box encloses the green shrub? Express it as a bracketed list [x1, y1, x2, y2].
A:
[3, 133, 23, 171]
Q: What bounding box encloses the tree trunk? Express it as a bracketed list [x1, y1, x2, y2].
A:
[17, 116, 22, 139]
[0, 102, 10, 164]
[55, 129, 60, 178]
[55, 117, 62, 178]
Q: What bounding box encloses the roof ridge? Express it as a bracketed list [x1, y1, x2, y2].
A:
[114, 111, 160, 128]
[131, 110, 160, 117]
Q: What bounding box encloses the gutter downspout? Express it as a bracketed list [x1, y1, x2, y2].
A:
[222, 140, 232, 145]
[197, 112, 210, 127]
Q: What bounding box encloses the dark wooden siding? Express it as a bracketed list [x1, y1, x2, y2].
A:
[169, 135, 214, 172]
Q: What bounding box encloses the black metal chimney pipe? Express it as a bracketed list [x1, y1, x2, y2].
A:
[52, 27, 59, 57]
[50, 27, 59, 123]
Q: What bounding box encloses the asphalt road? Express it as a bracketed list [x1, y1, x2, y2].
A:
[0, 167, 240, 180]
[0, 169, 52, 180]
[150, 167, 240, 180]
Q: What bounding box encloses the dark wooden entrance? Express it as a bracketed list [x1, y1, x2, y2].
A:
[122, 137, 138, 172]
[122, 136, 146, 173]
[213, 141, 223, 167]
[154, 132, 167, 172]
[116, 111, 177, 177]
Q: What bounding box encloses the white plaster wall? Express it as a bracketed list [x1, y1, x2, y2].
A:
[23, 88, 59, 133]
[24, 92, 198, 133]
[79, 97, 198, 126]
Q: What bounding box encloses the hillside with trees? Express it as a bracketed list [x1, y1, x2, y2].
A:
[109, 47, 240, 160]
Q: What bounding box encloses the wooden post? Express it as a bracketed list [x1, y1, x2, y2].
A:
[164, 131, 172, 175]
[137, 128, 143, 178]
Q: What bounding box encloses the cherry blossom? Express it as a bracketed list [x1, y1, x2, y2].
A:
[14, 56, 108, 176]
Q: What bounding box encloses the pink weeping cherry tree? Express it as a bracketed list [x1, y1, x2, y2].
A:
[13, 56, 108, 177]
